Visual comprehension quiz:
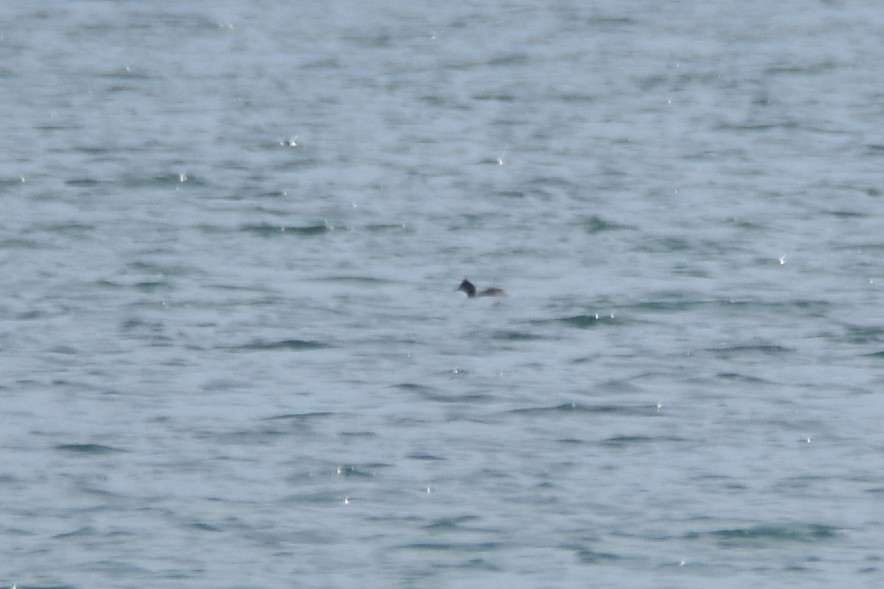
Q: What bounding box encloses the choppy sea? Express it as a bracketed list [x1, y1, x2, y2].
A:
[2, 1, 884, 587]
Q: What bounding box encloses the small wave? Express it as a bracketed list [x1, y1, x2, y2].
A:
[54, 526, 96, 539]
[826, 209, 866, 219]
[335, 463, 392, 478]
[555, 314, 616, 329]
[407, 452, 446, 461]
[581, 215, 633, 234]
[490, 329, 545, 341]
[364, 223, 409, 233]
[64, 177, 102, 186]
[239, 339, 330, 351]
[709, 344, 794, 357]
[263, 411, 334, 421]
[424, 515, 480, 531]
[558, 92, 596, 104]
[716, 372, 772, 384]
[845, 325, 884, 344]
[132, 280, 171, 292]
[558, 314, 601, 328]
[394, 382, 434, 392]
[506, 403, 656, 417]
[189, 521, 223, 533]
[689, 523, 838, 544]
[630, 300, 699, 313]
[153, 172, 201, 185]
[394, 383, 449, 401]
[0, 175, 29, 186]
[38, 222, 96, 235]
[600, 435, 659, 447]
[315, 275, 394, 284]
[572, 547, 622, 564]
[400, 541, 505, 554]
[56, 443, 124, 455]
[240, 223, 332, 237]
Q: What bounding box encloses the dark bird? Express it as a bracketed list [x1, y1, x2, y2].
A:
[457, 278, 505, 298]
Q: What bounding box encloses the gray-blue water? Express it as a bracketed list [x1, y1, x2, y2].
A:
[2, 1, 884, 587]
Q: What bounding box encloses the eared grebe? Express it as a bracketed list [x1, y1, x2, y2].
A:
[457, 279, 505, 298]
